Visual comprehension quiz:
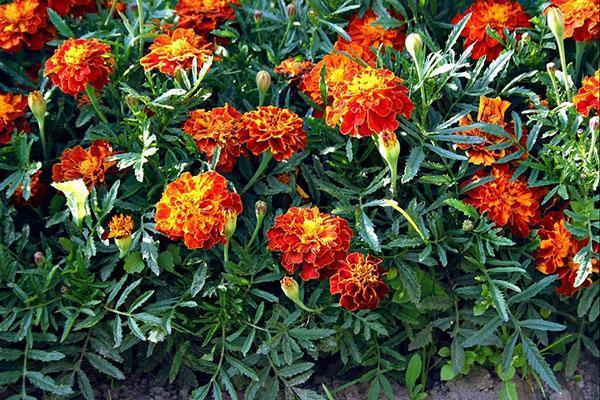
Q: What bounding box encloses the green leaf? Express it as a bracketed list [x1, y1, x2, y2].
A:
[440, 363, 456, 381]
[113, 315, 122, 348]
[451, 337, 465, 374]
[47, 8, 74, 37]
[289, 328, 336, 340]
[520, 334, 560, 392]
[489, 284, 509, 322]
[402, 146, 425, 183]
[357, 209, 380, 252]
[124, 252, 145, 274]
[77, 370, 95, 400]
[28, 350, 65, 362]
[519, 319, 566, 332]
[463, 316, 502, 348]
[444, 198, 478, 219]
[0, 371, 21, 385]
[26, 371, 73, 395]
[116, 278, 142, 309]
[509, 275, 557, 305]
[405, 353, 421, 391]
[498, 381, 518, 400]
[227, 357, 259, 382]
[191, 262, 208, 297]
[565, 339, 580, 378]
[85, 353, 125, 380]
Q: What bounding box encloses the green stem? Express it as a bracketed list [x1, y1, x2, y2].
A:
[293, 298, 321, 313]
[241, 152, 272, 193]
[37, 119, 47, 160]
[556, 38, 571, 96]
[548, 70, 562, 103]
[223, 241, 230, 263]
[389, 161, 397, 195]
[104, 0, 118, 26]
[574, 41, 587, 82]
[136, 0, 144, 56]
[85, 85, 108, 124]
[246, 215, 264, 248]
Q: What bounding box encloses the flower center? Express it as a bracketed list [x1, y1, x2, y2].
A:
[348, 70, 386, 94]
[352, 260, 379, 284]
[483, 4, 510, 28]
[167, 39, 192, 57]
[63, 45, 89, 66]
[79, 156, 101, 177]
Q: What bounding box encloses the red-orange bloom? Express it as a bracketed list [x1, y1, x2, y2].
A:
[12, 170, 47, 207]
[334, 10, 405, 65]
[140, 28, 212, 76]
[452, 0, 531, 61]
[463, 165, 543, 238]
[155, 171, 243, 250]
[550, 0, 600, 42]
[457, 96, 525, 165]
[47, 0, 96, 17]
[182, 104, 245, 173]
[106, 214, 134, 239]
[0, 92, 30, 145]
[330, 252, 389, 311]
[325, 67, 413, 137]
[0, 0, 55, 52]
[573, 70, 599, 117]
[274, 58, 314, 80]
[175, 0, 238, 36]
[52, 140, 116, 188]
[239, 106, 306, 161]
[44, 38, 114, 96]
[266, 207, 353, 281]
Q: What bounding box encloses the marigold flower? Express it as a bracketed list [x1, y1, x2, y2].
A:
[274, 58, 314, 80]
[155, 171, 243, 250]
[182, 104, 245, 172]
[47, 0, 96, 17]
[107, 214, 134, 239]
[457, 96, 525, 165]
[550, 0, 600, 42]
[44, 38, 115, 96]
[325, 67, 414, 137]
[52, 140, 116, 188]
[463, 165, 543, 238]
[175, 0, 238, 36]
[0, 0, 55, 52]
[573, 70, 599, 117]
[12, 170, 47, 207]
[51, 179, 89, 227]
[239, 106, 306, 161]
[0, 92, 30, 145]
[140, 28, 212, 76]
[330, 252, 389, 311]
[333, 10, 405, 65]
[266, 207, 354, 280]
[452, 0, 531, 61]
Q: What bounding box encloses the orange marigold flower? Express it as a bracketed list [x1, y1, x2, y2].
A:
[47, 0, 96, 17]
[457, 96, 525, 165]
[12, 170, 47, 207]
[550, 0, 600, 42]
[182, 104, 245, 173]
[300, 52, 363, 108]
[274, 57, 314, 80]
[463, 165, 543, 238]
[452, 0, 531, 61]
[239, 106, 306, 161]
[52, 140, 116, 188]
[0, 92, 30, 145]
[140, 28, 212, 76]
[325, 67, 414, 137]
[330, 252, 389, 311]
[573, 70, 599, 117]
[44, 38, 114, 96]
[107, 214, 134, 239]
[266, 207, 354, 281]
[0, 0, 55, 52]
[334, 10, 405, 64]
[175, 0, 238, 36]
[155, 171, 243, 250]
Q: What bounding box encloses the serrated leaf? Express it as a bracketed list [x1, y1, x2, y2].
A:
[85, 353, 125, 380]
[26, 371, 73, 395]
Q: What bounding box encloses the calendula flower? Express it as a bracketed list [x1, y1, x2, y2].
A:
[182, 104, 245, 172]
[457, 96, 524, 165]
[0, 92, 30, 145]
[550, 0, 599, 42]
[329, 252, 390, 311]
[52, 140, 116, 188]
[51, 179, 90, 227]
[0, 0, 55, 52]
[140, 28, 212, 76]
[325, 67, 414, 137]
[239, 106, 306, 161]
[175, 0, 238, 36]
[274, 58, 314, 80]
[105, 214, 134, 258]
[463, 165, 544, 238]
[300, 52, 363, 108]
[44, 38, 115, 96]
[573, 70, 599, 117]
[155, 171, 243, 249]
[333, 10, 405, 65]
[266, 207, 354, 280]
[12, 170, 47, 207]
[452, 0, 531, 61]
[47, 0, 96, 17]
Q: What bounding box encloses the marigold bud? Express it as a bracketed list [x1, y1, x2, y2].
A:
[286, 3, 296, 19]
[51, 179, 90, 227]
[124, 95, 139, 111]
[546, 62, 556, 74]
[405, 33, 425, 64]
[255, 200, 267, 219]
[545, 6, 564, 40]
[115, 236, 132, 259]
[590, 116, 599, 132]
[224, 211, 238, 241]
[28, 91, 46, 122]
[253, 10, 263, 22]
[462, 219, 474, 232]
[281, 276, 300, 302]
[34, 251, 45, 266]
[377, 131, 400, 193]
[256, 70, 271, 94]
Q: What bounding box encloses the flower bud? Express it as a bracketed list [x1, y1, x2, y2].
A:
[51, 179, 90, 227]
[28, 91, 46, 122]
[405, 33, 425, 64]
[545, 6, 564, 40]
[224, 211, 237, 241]
[115, 236, 132, 259]
[256, 70, 271, 94]
[546, 62, 556, 75]
[377, 131, 400, 193]
[255, 200, 267, 220]
[148, 328, 166, 343]
[124, 95, 139, 111]
[590, 116, 599, 132]
[281, 276, 300, 302]
[462, 219, 474, 232]
[286, 3, 296, 19]
[521, 32, 530, 43]
[253, 9, 263, 22]
[34, 251, 45, 266]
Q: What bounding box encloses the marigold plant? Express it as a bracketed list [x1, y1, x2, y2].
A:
[573, 70, 599, 117]
[0, 92, 30, 144]
[550, 0, 600, 42]
[52, 140, 116, 188]
[0, 0, 55, 52]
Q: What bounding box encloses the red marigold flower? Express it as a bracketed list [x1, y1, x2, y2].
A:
[239, 106, 306, 161]
[330, 252, 389, 311]
[182, 104, 246, 173]
[463, 165, 543, 238]
[333, 10, 405, 65]
[106, 214, 134, 239]
[44, 38, 115, 96]
[266, 207, 353, 281]
[47, 0, 97, 17]
[12, 170, 47, 207]
[52, 140, 116, 188]
[140, 28, 212, 76]
[274, 57, 314, 80]
[0, 0, 55, 52]
[155, 171, 243, 250]
[325, 67, 414, 137]
[550, 0, 599, 42]
[0, 92, 30, 145]
[457, 96, 525, 165]
[573, 70, 599, 117]
[452, 0, 531, 61]
[175, 0, 238, 36]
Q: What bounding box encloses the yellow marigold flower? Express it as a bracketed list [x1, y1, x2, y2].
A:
[550, 0, 599, 42]
[107, 214, 134, 239]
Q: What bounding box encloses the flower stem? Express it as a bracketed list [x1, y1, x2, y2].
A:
[241, 152, 272, 193]
[247, 215, 264, 248]
[37, 119, 47, 160]
[136, 0, 144, 56]
[223, 241, 230, 263]
[556, 38, 571, 96]
[574, 41, 587, 81]
[85, 85, 108, 124]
